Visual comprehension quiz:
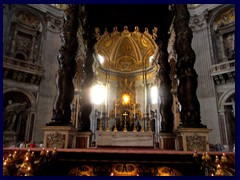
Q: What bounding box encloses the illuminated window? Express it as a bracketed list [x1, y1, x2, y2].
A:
[91, 84, 106, 104]
[122, 93, 130, 105]
[151, 86, 158, 104]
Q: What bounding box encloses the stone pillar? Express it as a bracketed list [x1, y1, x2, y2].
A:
[51, 5, 79, 125]
[174, 4, 206, 128]
[218, 110, 229, 151]
[78, 5, 96, 131]
[10, 30, 18, 57]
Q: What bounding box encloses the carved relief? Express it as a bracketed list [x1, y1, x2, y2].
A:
[15, 33, 32, 57]
[9, 10, 43, 63]
[15, 11, 41, 30]
[46, 131, 65, 148]
[186, 133, 206, 151]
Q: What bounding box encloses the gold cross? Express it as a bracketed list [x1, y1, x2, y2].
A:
[123, 112, 128, 120]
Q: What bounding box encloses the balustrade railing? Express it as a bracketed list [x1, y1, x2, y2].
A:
[210, 60, 235, 76]
[3, 56, 44, 75]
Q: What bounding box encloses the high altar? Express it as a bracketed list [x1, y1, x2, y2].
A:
[43, 4, 210, 151]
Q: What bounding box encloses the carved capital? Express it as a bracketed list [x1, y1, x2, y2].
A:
[46, 13, 63, 33]
[189, 10, 209, 31]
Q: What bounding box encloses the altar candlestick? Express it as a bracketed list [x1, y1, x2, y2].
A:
[148, 105, 151, 115]
[100, 105, 102, 118]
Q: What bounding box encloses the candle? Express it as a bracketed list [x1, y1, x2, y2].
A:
[134, 104, 136, 118]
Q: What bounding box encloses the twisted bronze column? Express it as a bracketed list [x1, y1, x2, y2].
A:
[174, 4, 206, 128]
[77, 6, 96, 131]
[157, 35, 174, 133]
[51, 5, 79, 125]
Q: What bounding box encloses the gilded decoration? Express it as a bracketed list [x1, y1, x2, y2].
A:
[111, 164, 139, 176]
[69, 165, 93, 176]
[156, 167, 182, 176]
[95, 26, 158, 74]
[213, 8, 235, 31]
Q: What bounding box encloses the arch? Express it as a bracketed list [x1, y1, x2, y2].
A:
[208, 4, 235, 64]
[218, 88, 235, 111]
[4, 6, 47, 64]
[15, 52, 26, 60]
[3, 88, 38, 144]
[208, 4, 235, 29]
[7, 6, 47, 34]
[3, 87, 37, 111]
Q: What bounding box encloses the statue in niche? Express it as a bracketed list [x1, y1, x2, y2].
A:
[224, 33, 235, 60]
[4, 100, 27, 132]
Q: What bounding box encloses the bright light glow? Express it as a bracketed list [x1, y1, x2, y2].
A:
[91, 84, 106, 104]
[122, 93, 130, 105]
[151, 86, 158, 104]
[149, 55, 154, 64]
[98, 54, 104, 64]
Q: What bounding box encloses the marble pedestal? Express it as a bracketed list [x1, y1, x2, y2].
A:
[43, 126, 92, 149]
[3, 131, 17, 147]
[176, 127, 211, 151]
[159, 133, 176, 150]
[74, 131, 92, 148]
[43, 126, 77, 148]
[97, 131, 154, 147]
